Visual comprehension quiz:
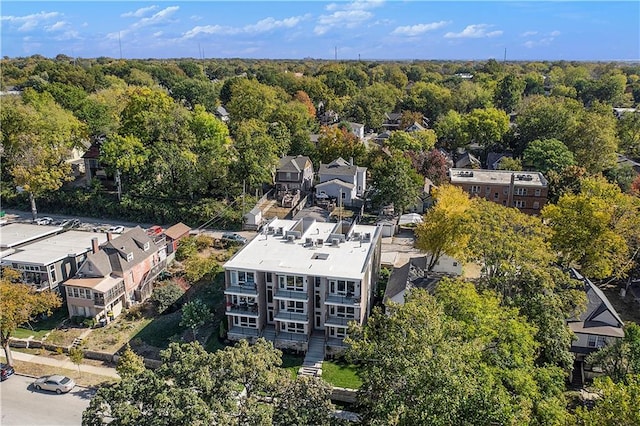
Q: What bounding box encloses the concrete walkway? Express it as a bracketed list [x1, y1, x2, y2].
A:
[299, 333, 325, 377]
[8, 350, 120, 379]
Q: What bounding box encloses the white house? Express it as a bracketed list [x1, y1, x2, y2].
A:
[316, 157, 367, 206]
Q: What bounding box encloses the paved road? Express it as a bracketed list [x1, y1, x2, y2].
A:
[0, 374, 95, 425]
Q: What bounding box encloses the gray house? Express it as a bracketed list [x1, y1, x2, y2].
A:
[316, 157, 367, 206]
[275, 155, 314, 193]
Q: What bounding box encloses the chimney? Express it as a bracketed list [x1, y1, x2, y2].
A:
[91, 237, 99, 254]
[349, 157, 354, 166]
[106, 232, 113, 242]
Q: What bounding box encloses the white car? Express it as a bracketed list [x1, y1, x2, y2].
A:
[33, 375, 76, 394]
[107, 225, 125, 234]
[34, 217, 53, 225]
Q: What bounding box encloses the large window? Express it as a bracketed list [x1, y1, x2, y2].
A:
[514, 187, 527, 196]
[231, 271, 255, 285]
[233, 316, 257, 328]
[587, 335, 606, 348]
[470, 185, 480, 194]
[280, 322, 305, 334]
[329, 280, 356, 296]
[329, 327, 347, 339]
[330, 306, 355, 318]
[67, 287, 92, 299]
[515, 200, 526, 208]
[280, 300, 305, 313]
[278, 275, 304, 292]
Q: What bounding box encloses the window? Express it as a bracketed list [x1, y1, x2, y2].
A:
[588, 335, 606, 348]
[533, 201, 540, 209]
[470, 185, 480, 194]
[341, 192, 346, 199]
[329, 280, 356, 296]
[330, 306, 355, 318]
[280, 300, 305, 313]
[329, 327, 347, 339]
[453, 262, 458, 267]
[48, 265, 57, 283]
[485, 186, 491, 193]
[281, 322, 305, 333]
[515, 200, 526, 208]
[267, 289, 273, 304]
[234, 316, 257, 328]
[503, 187, 509, 195]
[494, 192, 499, 199]
[514, 187, 527, 196]
[315, 276, 321, 288]
[266, 273, 272, 283]
[315, 294, 321, 309]
[143, 242, 150, 251]
[126, 252, 134, 262]
[534, 189, 541, 196]
[286, 172, 291, 180]
[233, 271, 255, 285]
[278, 275, 304, 291]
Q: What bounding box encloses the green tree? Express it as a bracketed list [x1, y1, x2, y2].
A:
[69, 346, 84, 375]
[116, 344, 146, 379]
[494, 73, 525, 112]
[150, 282, 184, 314]
[0, 268, 62, 366]
[463, 107, 510, 148]
[272, 376, 336, 426]
[404, 81, 452, 123]
[542, 176, 640, 279]
[180, 299, 210, 340]
[586, 324, 640, 382]
[316, 125, 366, 166]
[496, 156, 522, 171]
[230, 119, 280, 192]
[370, 151, 423, 213]
[415, 185, 472, 271]
[571, 375, 640, 426]
[617, 112, 640, 159]
[522, 138, 575, 175]
[434, 110, 469, 151]
[565, 107, 618, 174]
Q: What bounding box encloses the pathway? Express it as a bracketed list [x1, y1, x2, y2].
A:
[299, 333, 324, 377]
[7, 350, 120, 379]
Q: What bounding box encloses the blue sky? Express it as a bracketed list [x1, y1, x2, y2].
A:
[1, 1, 638, 61]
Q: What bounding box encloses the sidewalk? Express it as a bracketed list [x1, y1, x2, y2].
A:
[9, 350, 120, 379]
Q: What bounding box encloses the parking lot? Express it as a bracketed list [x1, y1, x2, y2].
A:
[0, 374, 95, 425]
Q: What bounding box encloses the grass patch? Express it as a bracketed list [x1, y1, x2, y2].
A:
[83, 315, 153, 353]
[14, 308, 67, 339]
[281, 353, 304, 379]
[322, 360, 362, 389]
[0, 356, 117, 388]
[133, 311, 184, 348]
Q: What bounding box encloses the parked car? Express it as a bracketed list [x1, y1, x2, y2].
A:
[221, 232, 248, 245]
[1, 363, 15, 381]
[146, 225, 164, 236]
[107, 225, 125, 234]
[34, 217, 53, 225]
[32, 375, 76, 394]
[60, 219, 81, 229]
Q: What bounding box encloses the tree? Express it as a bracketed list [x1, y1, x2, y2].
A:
[434, 110, 468, 151]
[404, 81, 452, 124]
[494, 73, 525, 112]
[272, 376, 336, 426]
[225, 78, 283, 122]
[586, 324, 640, 382]
[496, 156, 522, 171]
[415, 185, 472, 271]
[565, 108, 618, 174]
[230, 118, 280, 192]
[617, 111, 640, 159]
[463, 107, 510, 148]
[116, 344, 146, 379]
[0, 268, 62, 366]
[69, 346, 84, 376]
[419, 149, 449, 185]
[370, 151, 423, 213]
[150, 282, 185, 314]
[522, 138, 575, 175]
[180, 299, 210, 340]
[315, 125, 366, 166]
[346, 281, 568, 426]
[571, 375, 640, 426]
[542, 176, 640, 279]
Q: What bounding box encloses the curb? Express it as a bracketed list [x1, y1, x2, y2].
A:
[15, 372, 95, 390]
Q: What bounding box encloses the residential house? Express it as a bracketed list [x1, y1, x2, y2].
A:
[405, 122, 426, 133]
[382, 112, 402, 131]
[384, 256, 462, 307]
[454, 152, 481, 169]
[346, 122, 365, 141]
[449, 168, 549, 215]
[275, 155, 314, 194]
[223, 217, 382, 356]
[616, 154, 640, 174]
[82, 137, 108, 183]
[1, 230, 108, 292]
[316, 157, 367, 207]
[486, 152, 513, 170]
[214, 105, 230, 122]
[0, 223, 62, 260]
[567, 268, 625, 386]
[164, 222, 191, 255]
[63, 227, 167, 321]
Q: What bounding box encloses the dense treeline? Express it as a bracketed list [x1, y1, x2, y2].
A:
[1, 56, 639, 225]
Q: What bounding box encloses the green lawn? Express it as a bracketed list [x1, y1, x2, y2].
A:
[133, 311, 184, 348]
[281, 353, 304, 378]
[322, 360, 362, 389]
[13, 308, 68, 339]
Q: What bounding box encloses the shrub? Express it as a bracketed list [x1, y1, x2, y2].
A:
[125, 304, 146, 320]
[194, 235, 214, 250]
[83, 318, 96, 328]
[150, 282, 185, 314]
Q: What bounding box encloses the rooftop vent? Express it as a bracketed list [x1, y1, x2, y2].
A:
[317, 238, 324, 246]
[287, 234, 295, 243]
[363, 232, 372, 242]
[458, 170, 474, 177]
[276, 227, 284, 236]
[267, 226, 275, 235]
[304, 237, 314, 247]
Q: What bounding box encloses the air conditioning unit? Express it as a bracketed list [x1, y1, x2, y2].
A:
[305, 237, 313, 246]
[317, 238, 324, 246]
[353, 232, 361, 240]
[331, 238, 340, 246]
[277, 227, 284, 235]
[363, 232, 371, 241]
[287, 235, 295, 242]
[267, 226, 275, 234]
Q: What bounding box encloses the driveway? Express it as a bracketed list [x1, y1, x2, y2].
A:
[0, 374, 95, 425]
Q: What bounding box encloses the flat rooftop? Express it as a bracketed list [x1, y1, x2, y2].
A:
[65, 274, 121, 293]
[2, 231, 108, 266]
[0, 223, 63, 249]
[224, 218, 380, 280]
[449, 168, 547, 187]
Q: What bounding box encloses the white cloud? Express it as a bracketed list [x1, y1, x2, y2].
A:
[1, 11, 61, 32]
[326, 1, 384, 12]
[314, 9, 373, 35]
[183, 14, 309, 39]
[130, 6, 179, 30]
[444, 24, 502, 39]
[550, 30, 561, 37]
[523, 31, 560, 48]
[153, 31, 163, 37]
[121, 6, 159, 18]
[521, 31, 538, 37]
[391, 21, 451, 36]
[45, 21, 67, 32]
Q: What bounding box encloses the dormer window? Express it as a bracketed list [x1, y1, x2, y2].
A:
[127, 252, 134, 262]
[143, 242, 150, 251]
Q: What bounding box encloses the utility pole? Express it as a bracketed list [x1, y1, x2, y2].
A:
[118, 32, 123, 59]
[335, 46, 337, 61]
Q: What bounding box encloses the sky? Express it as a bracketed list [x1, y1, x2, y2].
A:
[1, 1, 638, 61]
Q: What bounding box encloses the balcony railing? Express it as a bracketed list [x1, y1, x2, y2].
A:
[227, 304, 259, 317]
[228, 326, 260, 338]
[276, 331, 309, 343]
[326, 337, 349, 348]
[225, 283, 258, 296]
[274, 311, 308, 323]
[325, 293, 361, 306]
[324, 316, 356, 327]
[273, 289, 308, 301]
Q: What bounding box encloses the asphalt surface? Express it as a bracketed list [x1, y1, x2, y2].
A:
[0, 374, 95, 425]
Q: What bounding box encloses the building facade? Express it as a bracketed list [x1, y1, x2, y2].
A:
[223, 217, 382, 355]
[448, 168, 548, 214]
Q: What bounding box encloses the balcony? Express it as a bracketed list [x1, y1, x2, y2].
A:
[324, 316, 356, 327]
[225, 282, 258, 296]
[227, 326, 260, 339]
[273, 289, 308, 302]
[274, 311, 308, 323]
[326, 337, 349, 349]
[325, 293, 360, 306]
[227, 303, 259, 317]
[276, 331, 309, 343]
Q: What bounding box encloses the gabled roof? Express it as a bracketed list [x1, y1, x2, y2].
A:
[316, 178, 355, 189]
[455, 152, 480, 168]
[101, 227, 159, 274]
[385, 112, 402, 121]
[405, 122, 425, 132]
[277, 155, 312, 173]
[78, 250, 113, 278]
[164, 222, 191, 240]
[569, 268, 624, 329]
[318, 157, 359, 177]
[383, 257, 442, 304]
[215, 105, 229, 117]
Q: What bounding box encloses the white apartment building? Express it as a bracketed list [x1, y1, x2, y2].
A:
[223, 217, 382, 355]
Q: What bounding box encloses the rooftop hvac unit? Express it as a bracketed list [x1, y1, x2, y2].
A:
[287, 234, 295, 242]
[363, 232, 371, 241]
[267, 226, 275, 234]
[317, 238, 324, 246]
[276, 227, 283, 235]
[305, 237, 313, 247]
[331, 238, 340, 246]
[352, 232, 361, 240]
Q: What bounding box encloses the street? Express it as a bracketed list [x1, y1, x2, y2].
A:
[0, 374, 95, 425]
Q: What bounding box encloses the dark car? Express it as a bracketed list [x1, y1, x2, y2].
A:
[221, 233, 248, 245]
[1, 363, 15, 381]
